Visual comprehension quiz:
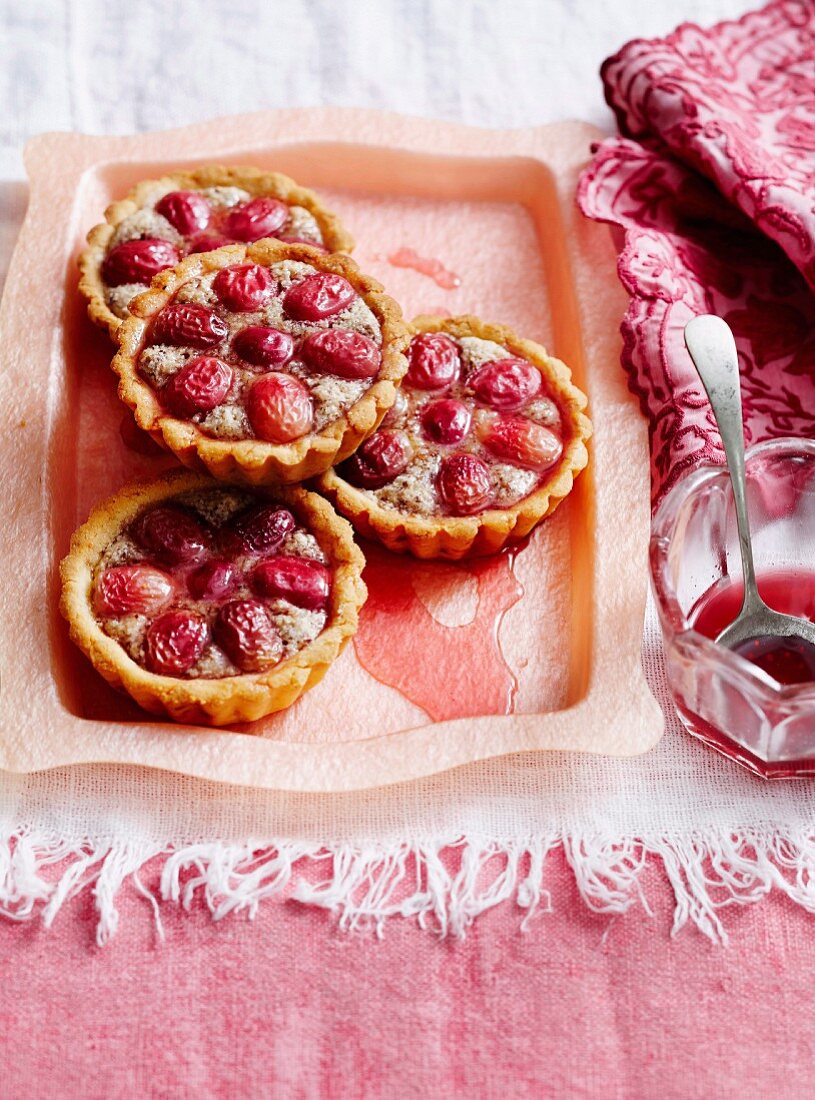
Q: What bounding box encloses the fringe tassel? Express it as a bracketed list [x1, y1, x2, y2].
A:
[1, 829, 815, 944]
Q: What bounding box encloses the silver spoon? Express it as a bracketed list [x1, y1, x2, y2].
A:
[683, 314, 815, 664]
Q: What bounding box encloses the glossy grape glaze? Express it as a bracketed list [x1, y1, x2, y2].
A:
[79, 167, 354, 339]
[91, 486, 332, 679]
[319, 315, 592, 560]
[338, 329, 566, 517]
[111, 241, 410, 485]
[60, 470, 368, 725]
[134, 258, 385, 443]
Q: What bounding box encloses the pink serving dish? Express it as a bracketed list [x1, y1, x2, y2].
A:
[0, 108, 661, 791]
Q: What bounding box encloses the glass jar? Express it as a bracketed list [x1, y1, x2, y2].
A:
[650, 438, 815, 778]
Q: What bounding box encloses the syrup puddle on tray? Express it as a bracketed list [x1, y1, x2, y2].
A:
[385, 247, 462, 290]
[352, 541, 524, 721]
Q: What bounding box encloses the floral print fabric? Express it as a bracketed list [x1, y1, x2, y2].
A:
[578, 0, 815, 502]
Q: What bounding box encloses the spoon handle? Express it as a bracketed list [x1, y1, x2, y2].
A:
[684, 315, 764, 614]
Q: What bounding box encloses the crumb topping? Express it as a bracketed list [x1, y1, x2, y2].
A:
[198, 403, 252, 440]
[176, 488, 252, 526]
[490, 463, 539, 506]
[376, 451, 442, 515]
[298, 374, 368, 432]
[108, 283, 150, 319]
[268, 600, 327, 658]
[200, 186, 251, 208]
[111, 209, 181, 249]
[189, 645, 237, 679]
[270, 260, 319, 288]
[525, 396, 562, 429]
[457, 336, 510, 371]
[175, 274, 218, 307]
[98, 532, 146, 570]
[139, 344, 195, 388]
[285, 206, 323, 243]
[104, 613, 149, 658]
[279, 529, 327, 563]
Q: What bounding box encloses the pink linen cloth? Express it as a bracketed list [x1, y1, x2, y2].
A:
[578, 0, 815, 502]
[3, 849, 814, 1099]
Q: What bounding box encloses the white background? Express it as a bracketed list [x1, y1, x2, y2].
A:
[0, 0, 753, 286]
[2, 0, 750, 158]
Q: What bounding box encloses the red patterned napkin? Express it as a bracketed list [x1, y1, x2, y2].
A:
[578, 0, 815, 503]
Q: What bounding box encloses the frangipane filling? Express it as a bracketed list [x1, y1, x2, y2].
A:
[136, 259, 382, 441]
[103, 184, 327, 319]
[92, 488, 330, 679]
[337, 332, 565, 516]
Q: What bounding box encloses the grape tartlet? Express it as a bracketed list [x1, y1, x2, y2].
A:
[111, 240, 410, 484]
[79, 165, 354, 339]
[319, 315, 592, 559]
[59, 470, 366, 726]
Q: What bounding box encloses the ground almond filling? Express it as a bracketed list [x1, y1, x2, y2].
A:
[336, 331, 566, 516]
[92, 487, 331, 680]
[134, 259, 383, 441]
[103, 183, 327, 319]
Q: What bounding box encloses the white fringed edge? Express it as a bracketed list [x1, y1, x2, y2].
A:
[1, 828, 814, 945]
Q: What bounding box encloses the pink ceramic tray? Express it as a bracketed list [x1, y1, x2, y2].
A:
[0, 109, 662, 791]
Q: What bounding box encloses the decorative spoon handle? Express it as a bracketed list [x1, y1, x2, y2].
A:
[684, 315, 764, 616]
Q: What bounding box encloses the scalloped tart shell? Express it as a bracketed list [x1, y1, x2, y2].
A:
[59, 468, 367, 727]
[318, 314, 592, 560]
[79, 164, 355, 340]
[111, 239, 410, 485]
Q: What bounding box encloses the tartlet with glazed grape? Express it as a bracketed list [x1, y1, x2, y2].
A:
[79, 165, 354, 339]
[59, 469, 366, 726]
[319, 315, 592, 559]
[111, 239, 410, 485]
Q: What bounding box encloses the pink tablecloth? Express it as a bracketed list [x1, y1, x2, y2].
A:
[4, 852, 812, 1098]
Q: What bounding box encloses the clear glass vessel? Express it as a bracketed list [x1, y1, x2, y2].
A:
[650, 438, 815, 778]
